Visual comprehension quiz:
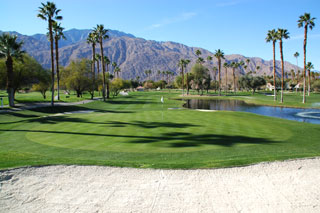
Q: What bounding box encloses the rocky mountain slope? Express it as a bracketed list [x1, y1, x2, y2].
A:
[0, 29, 302, 81]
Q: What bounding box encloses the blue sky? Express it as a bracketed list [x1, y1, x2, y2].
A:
[1, 0, 319, 70]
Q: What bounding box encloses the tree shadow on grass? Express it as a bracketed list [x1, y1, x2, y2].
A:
[0, 129, 277, 148]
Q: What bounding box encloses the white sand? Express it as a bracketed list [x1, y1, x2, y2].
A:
[1, 158, 320, 212]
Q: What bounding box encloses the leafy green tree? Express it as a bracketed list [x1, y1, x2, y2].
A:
[298, 13, 316, 103]
[0, 34, 24, 106]
[190, 63, 209, 95]
[52, 21, 65, 100]
[114, 66, 121, 79]
[87, 31, 98, 99]
[312, 80, 320, 92]
[213, 49, 224, 96]
[238, 75, 266, 94]
[37, 1, 62, 106]
[110, 78, 125, 97]
[94, 24, 109, 101]
[277, 28, 290, 103]
[112, 62, 117, 75]
[60, 59, 92, 97]
[32, 70, 51, 99]
[266, 29, 278, 101]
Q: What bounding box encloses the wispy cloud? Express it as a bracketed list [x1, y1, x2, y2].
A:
[148, 12, 197, 30]
[216, 0, 243, 7]
[290, 33, 320, 41]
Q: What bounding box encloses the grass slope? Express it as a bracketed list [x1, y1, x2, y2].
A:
[0, 91, 320, 169]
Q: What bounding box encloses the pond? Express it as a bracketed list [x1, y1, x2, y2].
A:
[184, 99, 320, 125]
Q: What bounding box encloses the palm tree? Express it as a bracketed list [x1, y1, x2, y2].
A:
[290, 69, 295, 82]
[230, 61, 239, 93]
[112, 62, 117, 75]
[196, 57, 204, 64]
[52, 21, 65, 101]
[298, 13, 316, 103]
[246, 58, 250, 70]
[87, 31, 98, 99]
[207, 56, 212, 63]
[95, 53, 101, 75]
[157, 70, 161, 80]
[94, 24, 109, 101]
[178, 59, 190, 95]
[266, 29, 278, 101]
[103, 56, 110, 98]
[213, 49, 225, 96]
[277, 28, 290, 103]
[306, 62, 314, 96]
[195, 49, 202, 57]
[223, 62, 229, 92]
[294, 52, 299, 76]
[37, 1, 62, 106]
[0, 34, 24, 107]
[114, 67, 121, 78]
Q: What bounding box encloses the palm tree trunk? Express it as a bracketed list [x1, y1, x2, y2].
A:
[55, 37, 60, 101]
[186, 72, 189, 95]
[303, 25, 307, 103]
[99, 37, 106, 101]
[106, 63, 110, 99]
[218, 59, 221, 96]
[49, 19, 55, 106]
[273, 41, 277, 101]
[6, 56, 14, 107]
[91, 43, 96, 100]
[181, 67, 184, 96]
[280, 39, 284, 103]
[96, 60, 100, 75]
[225, 67, 228, 93]
[232, 68, 236, 93]
[308, 69, 310, 96]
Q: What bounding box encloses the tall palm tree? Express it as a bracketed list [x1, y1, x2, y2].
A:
[37, 2, 62, 106]
[52, 21, 65, 101]
[290, 69, 295, 82]
[104, 56, 111, 98]
[0, 34, 24, 107]
[230, 61, 239, 93]
[294, 52, 299, 74]
[223, 62, 229, 92]
[213, 49, 225, 96]
[87, 31, 98, 99]
[298, 13, 316, 104]
[277, 28, 290, 103]
[178, 59, 190, 95]
[207, 56, 212, 63]
[266, 29, 278, 101]
[95, 53, 101, 75]
[94, 24, 109, 101]
[306, 62, 314, 96]
[246, 58, 250, 71]
[114, 67, 121, 78]
[112, 62, 117, 75]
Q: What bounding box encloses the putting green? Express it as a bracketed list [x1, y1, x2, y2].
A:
[26, 110, 291, 153]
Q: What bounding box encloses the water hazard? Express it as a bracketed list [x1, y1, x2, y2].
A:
[184, 99, 320, 124]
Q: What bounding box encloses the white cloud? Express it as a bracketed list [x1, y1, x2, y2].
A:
[148, 12, 197, 30]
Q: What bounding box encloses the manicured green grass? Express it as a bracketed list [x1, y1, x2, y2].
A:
[0, 91, 320, 170]
[0, 90, 99, 106]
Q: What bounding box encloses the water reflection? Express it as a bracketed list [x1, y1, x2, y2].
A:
[184, 99, 320, 124]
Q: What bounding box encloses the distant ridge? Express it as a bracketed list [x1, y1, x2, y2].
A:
[0, 29, 302, 81]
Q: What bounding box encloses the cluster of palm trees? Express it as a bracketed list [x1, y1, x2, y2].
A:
[179, 49, 248, 96]
[37, 1, 63, 106]
[266, 13, 316, 103]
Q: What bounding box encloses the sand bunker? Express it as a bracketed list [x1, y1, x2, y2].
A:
[1, 158, 320, 212]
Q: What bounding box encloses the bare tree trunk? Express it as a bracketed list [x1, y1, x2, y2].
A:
[308, 69, 310, 96]
[303, 25, 307, 103]
[6, 56, 15, 107]
[225, 67, 228, 93]
[49, 19, 55, 106]
[233, 68, 236, 93]
[186, 72, 189, 95]
[91, 43, 96, 100]
[106, 63, 110, 99]
[100, 37, 106, 101]
[218, 59, 221, 96]
[273, 41, 277, 101]
[55, 37, 60, 100]
[280, 39, 284, 103]
[181, 67, 184, 96]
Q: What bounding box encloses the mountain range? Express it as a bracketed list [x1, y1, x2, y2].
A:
[0, 29, 302, 81]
